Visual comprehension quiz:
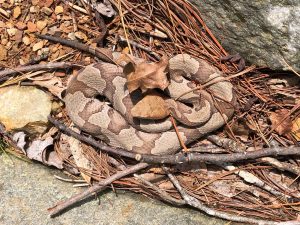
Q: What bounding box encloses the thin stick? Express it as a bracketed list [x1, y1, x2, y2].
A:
[281, 57, 300, 77]
[134, 174, 185, 206]
[49, 162, 149, 217]
[164, 168, 278, 225]
[67, 2, 88, 14]
[48, 116, 300, 165]
[118, 0, 132, 54]
[118, 35, 160, 60]
[170, 116, 189, 152]
[176, 65, 256, 100]
[0, 62, 79, 79]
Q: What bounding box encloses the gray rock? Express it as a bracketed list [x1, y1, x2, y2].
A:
[190, 0, 300, 71]
[0, 86, 51, 133]
[0, 154, 233, 225]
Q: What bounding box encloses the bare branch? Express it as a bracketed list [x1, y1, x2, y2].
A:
[49, 162, 149, 217]
[134, 174, 185, 206]
[164, 167, 279, 225]
[0, 62, 79, 80]
[49, 116, 300, 165]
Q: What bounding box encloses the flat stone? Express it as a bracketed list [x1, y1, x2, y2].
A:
[0, 86, 51, 131]
[0, 154, 233, 225]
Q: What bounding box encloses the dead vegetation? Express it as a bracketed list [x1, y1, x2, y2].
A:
[0, 0, 300, 224]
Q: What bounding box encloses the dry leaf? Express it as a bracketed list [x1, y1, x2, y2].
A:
[125, 55, 169, 93]
[144, 23, 152, 32]
[230, 118, 256, 142]
[31, 75, 65, 99]
[27, 21, 37, 32]
[158, 181, 174, 190]
[36, 20, 47, 31]
[55, 5, 64, 14]
[32, 41, 44, 51]
[0, 45, 7, 61]
[74, 31, 88, 42]
[38, 0, 54, 7]
[15, 21, 27, 30]
[131, 92, 170, 119]
[41, 7, 53, 15]
[292, 117, 300, 141]
[7, 28, 17, 36]
[60, 129, 93, 184]
[26, 136, 63, 169]
[94, 0, 116, 17]
[22, 36, 30, 45]
[13, 132, 63, 169]
[13, 6, 21, 19]
[269, 109, 292, 135]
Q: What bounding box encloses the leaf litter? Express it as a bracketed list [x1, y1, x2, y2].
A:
[0, 0, 299, 223]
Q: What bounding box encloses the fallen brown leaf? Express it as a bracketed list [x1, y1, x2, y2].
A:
[38, 0, 54, 8]
[36, 20, 47, 31]
[13, 132, 63, 169]
[15, 21, 27, 30]
[269, 109, 292, 135]
[31, 75, 65, 99]
[0, 45, 7, 61]
[27, 21, 37, 32]
[13, 6, 21, 19]
[125, 55, 169, 93]
[54, 5, 64, 15]
[32, 41, 44, 51]
[292, 117, 300, 141]
[131, 91, 170, 119]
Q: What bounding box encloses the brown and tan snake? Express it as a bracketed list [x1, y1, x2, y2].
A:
[64, 52, 236, 155]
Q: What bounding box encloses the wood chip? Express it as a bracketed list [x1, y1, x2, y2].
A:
[36, 20, 47, 31]
[32, 0, 39, 5]
[15, 21, 27, 30]
[13, 6, 21, 18]
[29, 6, 39, 13]
[0, 7, 10, 17]
[0, 45, 7, 61]
[54, 5, 64, 15]
[74, 31, 87, 42]
[41, 7, 53, 15]
[27, 21, 37, 32]
[32, 41, 44, 51]
[22, 36, 31, 45]
[7, 28, 17, 36]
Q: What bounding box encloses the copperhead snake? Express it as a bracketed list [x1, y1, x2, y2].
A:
[64, 52, 236, 155]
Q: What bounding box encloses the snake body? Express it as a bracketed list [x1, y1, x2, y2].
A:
[64, 53, 236, 155]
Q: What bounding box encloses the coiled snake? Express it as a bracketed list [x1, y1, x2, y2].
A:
[64, 53, 236, 155]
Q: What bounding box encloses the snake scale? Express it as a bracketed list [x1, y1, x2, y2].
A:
[38, 35, 236, 155]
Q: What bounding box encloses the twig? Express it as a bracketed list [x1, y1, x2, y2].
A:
[170, 116, 189, 152]
[259, 157, 300, 176]
[0, 62, 79, 79]
[206, 135, 246, 152]
[48, 116, 300, 164]
[134, 174, 185, 206]
[281, 57, 300, 77]
[49, 162, 149, 217]
[67, 2, 88, 14]
[36, 34, 116, 64]
[0, 7, 10, 17]
[164, 167, 279, 225]
[118, 36, 160, 60]
[176, 65, 256, 100]
[219, 163, 297, 199]
[117, 0, 132, 54]
[54, 175, 86, 183]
